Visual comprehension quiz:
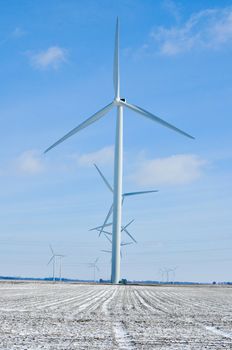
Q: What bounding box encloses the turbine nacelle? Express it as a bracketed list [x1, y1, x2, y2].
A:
[114, 98, 126, 105]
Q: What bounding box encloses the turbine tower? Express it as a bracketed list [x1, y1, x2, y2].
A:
[44, 18, 194, 284]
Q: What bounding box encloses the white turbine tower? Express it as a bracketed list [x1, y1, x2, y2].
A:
[47, 245, 56, 282]
[44, 18, 194, 284]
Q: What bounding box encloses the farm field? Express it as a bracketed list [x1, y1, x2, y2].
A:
[0, 282, 231, 349]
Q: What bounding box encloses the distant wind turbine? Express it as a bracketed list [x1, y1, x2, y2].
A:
[58, 255, 65, 282]
[160, 267, 177, 283]
[88, 258, 100, 282]
[93, 163, 158, 238]
[44, 18, 194, 284]
[47, 245, 65, 282]
[101, 233, 133, 258]
[170, 266, 178, 284]
[90, 218, 137, 243]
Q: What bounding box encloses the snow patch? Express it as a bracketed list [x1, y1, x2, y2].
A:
[205, 326, 232, 339]
[114, 321, 134, 350]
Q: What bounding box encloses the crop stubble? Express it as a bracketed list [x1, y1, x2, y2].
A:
[0, 283, 231, 349]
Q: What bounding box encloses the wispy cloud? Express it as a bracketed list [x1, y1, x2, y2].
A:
[162, 0, 181, 21]
[12, 27, 26, 38]
[71, 146, 114, 167]
[0, 27, 26, 46]
[29, 46, 67, 70]
[132, 154, 206, 186]
[151, 7, 232, 55]
[15, 150, 45, 175]
[0, 147, 113, 177]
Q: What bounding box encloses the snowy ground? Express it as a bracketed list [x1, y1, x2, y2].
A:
[0, 282, 231, 349]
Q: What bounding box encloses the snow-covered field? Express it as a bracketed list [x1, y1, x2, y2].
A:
[0, 282, 231, 349]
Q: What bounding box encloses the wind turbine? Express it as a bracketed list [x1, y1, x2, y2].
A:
[170, 266, 178, 284]
[47, 245, 56, 282]
[160, 267, 177, 283]
[44, 18, 194, 284]
[47, 245, 65, 282]
[93, 163, 158, 237]
[90, 218, 137, 243]
[88, 258, 100, 282]
[101, 233, 133, 258]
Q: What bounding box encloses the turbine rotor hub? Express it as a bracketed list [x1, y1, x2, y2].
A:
[114, 97, 120, 105]
[114, 97, 126, 106]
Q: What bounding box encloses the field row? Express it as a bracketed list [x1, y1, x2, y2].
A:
[0, 283, 231, 349]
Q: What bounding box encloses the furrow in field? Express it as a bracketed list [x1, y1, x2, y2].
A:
[102, 287, 136, 350]
[113, 321, 135, 350]
[68, 287, 116, 317]
[0, 287, 95, 312]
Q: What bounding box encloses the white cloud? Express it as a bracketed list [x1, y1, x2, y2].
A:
[29, 46, 67, 70]
[0, 147, 112, 177]
[152, 7, 232, 55]
[132, 154, 206, 186]
[71, 146, 114, 167]
[15, 150, 45, 175]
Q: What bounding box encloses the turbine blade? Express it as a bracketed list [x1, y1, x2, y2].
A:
[104, 233, 112, 244]
[101, 250, 111, 253]
[121, 101, 195, 140]
[98, 229, 112, 235]
[95, 257, 99, 264]
[94, 164, 113, 193]
[121, 221, 137, 243]
[123, 190, 158, 197]
[122, 219, 135, 231]
[123, 227, 137, 243]
[89, 222, 113, 231]
[49, 244, 54, 255]
[47, 256, 54, 265]
[98, 204, 113, 237]
[113, 17, 120, 99]
[121, 242, 133, 246]
[95, 227, 112, 235]
[44, 102, 114, 153]
[96, 266, 100, 272]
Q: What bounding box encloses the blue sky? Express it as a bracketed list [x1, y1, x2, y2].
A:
[0, 0, 232, 282]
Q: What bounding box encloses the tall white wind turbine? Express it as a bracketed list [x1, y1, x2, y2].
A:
[44, 18, 194, 284]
